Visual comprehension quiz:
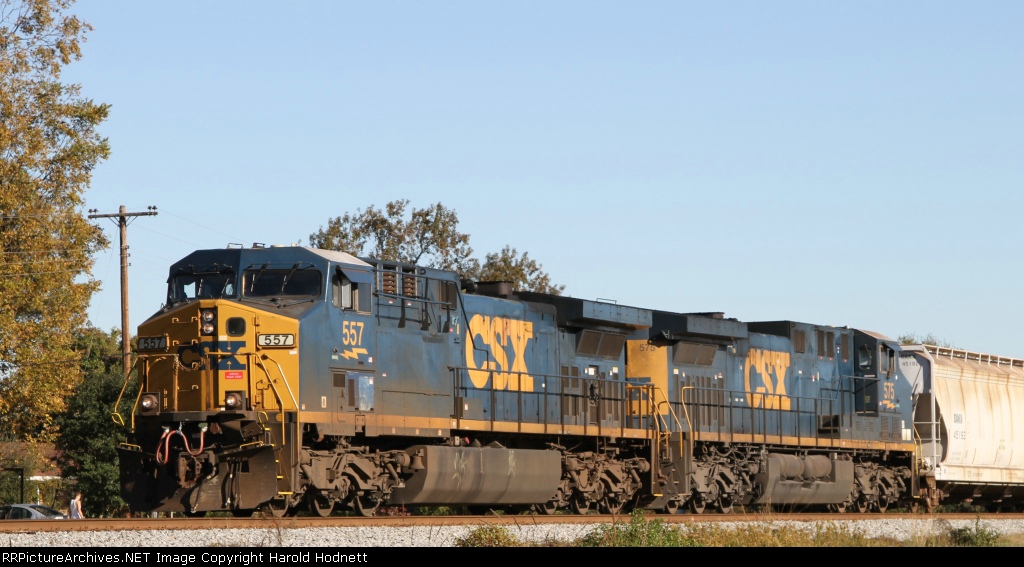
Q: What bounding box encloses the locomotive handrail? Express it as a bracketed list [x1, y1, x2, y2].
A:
[654, 389, 686, 455]
[374, 291, 452, 307]
[672, 382, 880, 446]
[450, 366, 637, 438]
[256, 353, 299, 410]
[252, 354, 293, 447]
[677, 385, 695, 456]
[112, 355, 144, 429]
[115, 353, 184, 430]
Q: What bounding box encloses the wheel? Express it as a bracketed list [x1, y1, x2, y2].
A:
[688, 497, 706, 515]
[353, 494, 380, 517]
[908, 501, 920, 514]
[308, 492, 334, 518]
[876, 497, 888, 514]
[571, 497, 593, 515]
[182, 509, 206, 518]
[600, 496, 624, 515]
[259, 497, 290, 518]
[828, 502, 848, 514]
[539, 499, 560, 515]
[714, 497, 733, 514]
[664, 500, 680, 515]
[538, 488, 564, 515]
[854, 499, 869, 514]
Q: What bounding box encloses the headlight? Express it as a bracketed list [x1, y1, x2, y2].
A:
[224, 391, 245, 410]
[139, 392, 161, 415]
[200, 309, 216, 335]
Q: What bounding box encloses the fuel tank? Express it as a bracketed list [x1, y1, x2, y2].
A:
[752, 453, 854, 505]
[389, 445, 563, 506]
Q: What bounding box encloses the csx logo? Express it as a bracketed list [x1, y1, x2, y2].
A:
[178, 340, 247, 370]
[744, 349, 791, 410]
[465, 314, 534, 391]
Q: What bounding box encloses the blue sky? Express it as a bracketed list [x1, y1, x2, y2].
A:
[70, 2, 1024, 356]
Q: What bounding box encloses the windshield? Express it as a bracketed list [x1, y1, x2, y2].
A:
[168, 268, 237, 303]
[242, 266, 322, 299]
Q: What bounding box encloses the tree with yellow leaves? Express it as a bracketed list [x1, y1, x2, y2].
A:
[0, 0, 110, 440]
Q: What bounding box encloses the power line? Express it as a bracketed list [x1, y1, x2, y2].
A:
[0, 249, 82, 255]
[0, 259, 78, 266]
[157, 208, 247, 242]
[0, 270, 86, 277]
[0, 358, 85, 369]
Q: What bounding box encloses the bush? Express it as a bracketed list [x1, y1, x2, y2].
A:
[579, 509, 700, 547]
[456, 525, 522, 547]
[949, 519, 1000, 547]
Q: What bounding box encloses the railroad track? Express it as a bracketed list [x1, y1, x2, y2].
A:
[3, 512, 1021, 533]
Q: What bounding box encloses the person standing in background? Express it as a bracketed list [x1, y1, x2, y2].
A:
[69, 492, 83, 519]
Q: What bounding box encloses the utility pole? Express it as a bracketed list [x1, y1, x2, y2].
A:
[88, 205, 158, 379]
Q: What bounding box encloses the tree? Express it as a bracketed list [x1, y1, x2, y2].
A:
[311, 201, 564, 295]
[0, 0, 109, 440]
[470, 245, 565, 295]
[898, 333, 957, 348]
[310, 199, 475, 272]
[54, 326, 133, 518]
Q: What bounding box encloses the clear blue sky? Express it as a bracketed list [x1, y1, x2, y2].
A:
[70, 2, 1024, 357]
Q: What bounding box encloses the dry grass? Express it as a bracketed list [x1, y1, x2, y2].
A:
[454, 510, 1016, 547]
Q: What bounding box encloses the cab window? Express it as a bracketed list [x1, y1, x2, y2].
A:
[332, 271, 369, 312]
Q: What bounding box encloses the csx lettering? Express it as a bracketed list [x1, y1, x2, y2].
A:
[744, 349, 791, 410]
[465, 314, 534, 391]
[177, 340, 247, 370]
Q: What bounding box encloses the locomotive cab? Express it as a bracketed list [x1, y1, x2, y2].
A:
[118, 246, 373, 514]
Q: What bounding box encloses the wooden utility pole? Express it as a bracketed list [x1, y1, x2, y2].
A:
[88, 205, 158, 379]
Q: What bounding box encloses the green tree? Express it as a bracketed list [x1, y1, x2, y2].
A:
[0, 0, 110, 440]
[310, 199, 475, 271]
[311, 200, 563, 295]
[469, 245, 565, 295]
[54, 326, 134, 518]
[0, 439, 51, 505]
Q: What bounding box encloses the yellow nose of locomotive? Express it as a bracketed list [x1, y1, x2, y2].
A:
[135, 300, 299, 415]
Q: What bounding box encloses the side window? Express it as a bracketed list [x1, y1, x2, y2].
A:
[332, 272, 354, 309]
[879, 346, 891, 374]
[857, 344, 872, 370]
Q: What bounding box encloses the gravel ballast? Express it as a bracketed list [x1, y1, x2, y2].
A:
[5, 518, 1024, 547]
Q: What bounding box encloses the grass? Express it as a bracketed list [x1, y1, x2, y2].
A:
[453, 510, 1015, 547]
[577, 510, 700, 547]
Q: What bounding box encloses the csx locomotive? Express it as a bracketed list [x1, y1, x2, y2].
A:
[115, 244, 1024, 516]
